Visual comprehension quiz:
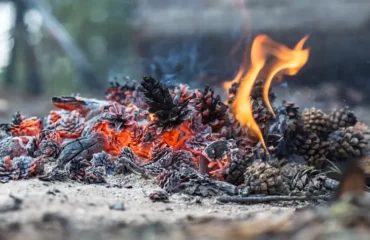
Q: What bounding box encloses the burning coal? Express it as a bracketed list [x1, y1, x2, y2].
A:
[0, 36, 369, 200]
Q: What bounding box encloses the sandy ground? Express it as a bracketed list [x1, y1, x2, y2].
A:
[0, 175, 295, 228]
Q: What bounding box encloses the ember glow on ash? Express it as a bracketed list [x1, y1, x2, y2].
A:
[224, 34, 310, 149]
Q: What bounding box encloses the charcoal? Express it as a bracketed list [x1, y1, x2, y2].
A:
[203, 139, 235, 161]
[52, 96, 110, 118]
[0, 136, 36, 159]
[56, 132, 107, 167]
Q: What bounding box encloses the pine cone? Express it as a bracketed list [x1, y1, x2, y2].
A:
[227, 82, 239, 105]
[294, 133, 330, 168]
[328, 107, 357, 131]
[243, 160, 285, 195]
[251, 79, 276, 102]
[280, 162, 331, 195]
[283, 102, 301, 120]
[0, 112, 42, 137]
[223, 151, 253, 186]
[46, 110, 85, 139]
[193, 85, 229, 130]
[328, 125, 370, 159]
[252, 99, 274, 131]
[100, 103, 135, 132]
[140, 76, 191, 134]
[302, 108, 330, 136]
[105, 76, 146, 107]
[66, 157, 91, 181]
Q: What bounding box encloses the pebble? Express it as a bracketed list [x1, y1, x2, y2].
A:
[109, 203, 125, 211]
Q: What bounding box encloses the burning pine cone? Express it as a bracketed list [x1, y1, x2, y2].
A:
[193, 85, 228, 130]
[140, 76, 191, 134]
[328, 107, 357, 131]
[105, 76, 147, 108]
[302, 108, 330, 136]
[328, 124, 370, 159]
[0, 112, 42, 137]
[243, 160, 285, 195]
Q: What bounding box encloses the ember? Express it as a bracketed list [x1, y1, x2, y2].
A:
[0, 35, 369, 202]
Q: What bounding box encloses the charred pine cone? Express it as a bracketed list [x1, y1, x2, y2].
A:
[105, 76, 145, 107]
[0, 156, 44, 183]
[302, 108, 330, 136]
[66, 157, 91, 181]
[227, 82, 239, 105]
[36, 131, 62, 158]
[158, 167, 237, 197]
[140, 76, 191, 134]
[280, 162, 334, 195]
[0, 136, 36, 158]
[192, 85, 228, 130]
[144, 146, 196, 176]
[252, 99, 274, 131]
[328, 124, 370, 159]
[46, 110, 85, 139]
[100, 103, 135, 132]
[251, 79, 276, 102]
[243, 160, 286, 195]
[0, 112, 42, 137]
[328, 107, 357, 131]
[148, 190, 169, 202]
[283, 102, 301, 120]
[223, 151, 253, 186]
[90, 151, 116, 175]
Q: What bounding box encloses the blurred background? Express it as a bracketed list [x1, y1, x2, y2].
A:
[0, 0, 369, 122]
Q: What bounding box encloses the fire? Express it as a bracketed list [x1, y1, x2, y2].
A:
[226, 34, 310, 149]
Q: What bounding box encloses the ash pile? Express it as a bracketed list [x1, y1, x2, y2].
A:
[0, 75, 369, 202]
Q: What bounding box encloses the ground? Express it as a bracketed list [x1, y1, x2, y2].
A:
[0, 175, 300, 240]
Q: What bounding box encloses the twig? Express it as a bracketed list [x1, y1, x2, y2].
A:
[217, 195, 331, 204]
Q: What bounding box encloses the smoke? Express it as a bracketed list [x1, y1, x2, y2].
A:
[133, 0, 370, 37]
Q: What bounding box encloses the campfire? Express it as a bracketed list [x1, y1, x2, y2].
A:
[0, 34, 369, 202]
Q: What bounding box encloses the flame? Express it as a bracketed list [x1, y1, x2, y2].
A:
[262, 36, 309, 117]
[229, 34, 309, 149]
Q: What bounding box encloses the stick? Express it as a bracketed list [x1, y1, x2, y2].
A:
[217, 195, 331, 204]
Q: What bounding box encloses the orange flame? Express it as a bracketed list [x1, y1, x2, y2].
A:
[262, 36, 309, 117]
[229, 34, 309, 149]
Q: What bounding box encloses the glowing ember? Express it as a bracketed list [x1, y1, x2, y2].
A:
[226, 35, 310, 149]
